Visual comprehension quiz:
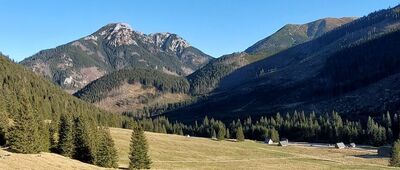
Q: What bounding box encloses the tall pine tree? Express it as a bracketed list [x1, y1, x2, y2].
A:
[7, 91, 41, 153]
[57, 113, 74, 157]
[225, 128, 230, 139]
[391, 139, 400, 167]
[72, 116, 95, 163]
[129, 126, 151, 169]
[236, 126, 245, 142]
[0, 95, 8, 146]
[94, 127, 118, 168]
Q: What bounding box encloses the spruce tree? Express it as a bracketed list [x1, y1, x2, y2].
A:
[391, 139, 400, 167]
[0, 111, 8, 146]
[57, 113, 74, 157]
[94, 128, 118, 168]
[38, 121, 51, 152]
[72, 116, 94, 163]
[129, 126, 151, 169]
[49, 121, 58, 152]
[236, 126, 245, 142]
[269, 128, 280, 142]
[216, 123, 226, 140]
[225, 128, 230, 139]
[7, 93, 41, 153]
[211, 129, 217, 139]
[0, 96, 8, 146]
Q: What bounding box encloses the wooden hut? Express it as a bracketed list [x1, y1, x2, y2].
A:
[335, 142, 345, 149]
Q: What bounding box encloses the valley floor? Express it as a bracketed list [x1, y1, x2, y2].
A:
[0, 128, 397, 170]
[111, 128, 396, 170]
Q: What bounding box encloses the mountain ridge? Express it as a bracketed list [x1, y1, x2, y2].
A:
[162, 5, 400, 122]
[21, 22, 213, 93]
[188, 17, 355, 95]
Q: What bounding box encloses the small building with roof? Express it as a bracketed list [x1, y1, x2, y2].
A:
[278, 140, 288, 147]
[335, 142, 345, 149]
[264, 137, 273, 144]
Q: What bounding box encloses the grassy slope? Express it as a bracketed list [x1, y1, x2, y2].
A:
[0, 149, 105, 170]
[0, 127, 396, 169]
[110, 128, 396, 170]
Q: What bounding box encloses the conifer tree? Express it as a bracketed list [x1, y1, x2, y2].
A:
[225, 128, 230, 139]
[129, 126, 151, 169]
[94, 128, 118, 168]
[0, 96, 8, 146]
[211, 129, 217, 139]
[391, 139, 400, 167]
[178, 128, 184, 136]
[217, 126, 225, 140]
[49, 121, 58, 152]
[38, 121, 51, 152]
[0, 111, 8, 146]
[236, 126, 245, 142]
[269, 128, 280, 142]
[73, 116, 94, 163]
[7, 93, 41, 153]
[57, 113, 74, 157]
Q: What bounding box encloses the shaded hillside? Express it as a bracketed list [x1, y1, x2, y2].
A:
[188, 18, 354, 95]
[219, 6, 400, 91]
[21, 23, 212, 93]
[188, 52, 248, 95]
[74, 69, 191, 115]
[0, 54, 122, 127]
[163, 6, 400, 122]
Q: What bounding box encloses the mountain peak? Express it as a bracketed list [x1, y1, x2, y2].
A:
[108, 22, 133, 31]
[92, 22, 137, 46]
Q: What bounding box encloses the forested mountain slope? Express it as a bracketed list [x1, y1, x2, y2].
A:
[0, 54, 122, 127]
[188, 17, 354, 95]
[163, 6, 400, 122]
[21, 23, 213, 93]
[219, 6, 400, 91]
[74, 68, 191, 116]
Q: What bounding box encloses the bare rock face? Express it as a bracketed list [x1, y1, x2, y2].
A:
[21, 22, 213, 92]
[102, 23, 137, 46]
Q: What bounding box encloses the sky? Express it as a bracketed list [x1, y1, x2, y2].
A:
[0, 0, 399, 61]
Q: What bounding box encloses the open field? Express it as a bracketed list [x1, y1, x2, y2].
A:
[0, 127, 398, 170]
[110, 128, 398, 170]
[0, 148, 105, 170]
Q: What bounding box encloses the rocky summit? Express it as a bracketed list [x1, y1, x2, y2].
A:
[21, 22, 213, 93]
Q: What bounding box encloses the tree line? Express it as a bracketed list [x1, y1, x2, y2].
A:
[133, 111, 398, 147]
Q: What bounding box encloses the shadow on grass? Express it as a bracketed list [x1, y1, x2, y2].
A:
[354, 154, 388, 159]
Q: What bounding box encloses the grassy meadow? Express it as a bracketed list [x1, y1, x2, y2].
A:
[110, 128, 397, 170]
[0, 127, 398, 169]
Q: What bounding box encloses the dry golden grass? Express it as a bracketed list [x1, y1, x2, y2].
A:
[1, 127, 398, 170]
[0, 148, 106, 170]
[95, 83, 190, 113]
[110, 128, 399, 170]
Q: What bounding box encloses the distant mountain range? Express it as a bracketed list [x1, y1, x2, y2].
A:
[16, 5, 400, 123]
[21, 23, 213, 93]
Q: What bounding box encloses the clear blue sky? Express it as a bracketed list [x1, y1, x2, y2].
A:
[0, 0, 399, 61]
